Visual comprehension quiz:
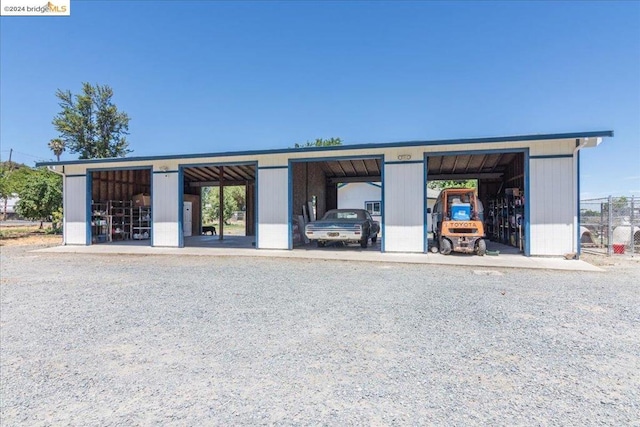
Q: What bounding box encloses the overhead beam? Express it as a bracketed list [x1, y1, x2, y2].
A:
[361, 159, 369, 175]
[428, 173, 504, 180]
[463, 155, 473, 174]
[185, 168, 210, 181]
[489, 153, 504, 173]
[328, 175, 382, 184]
[189, 180, 248, 187]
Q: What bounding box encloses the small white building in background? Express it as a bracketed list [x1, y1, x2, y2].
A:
[1, 196, 19, 219]
[338, 182, 383, 223]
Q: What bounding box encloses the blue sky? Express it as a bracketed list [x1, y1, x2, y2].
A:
[1, 1, 638, 198]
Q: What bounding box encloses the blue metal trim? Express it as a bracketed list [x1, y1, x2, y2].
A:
[255, 165, 259, 249]
[288, 159, 293, 250]
[84, 165, 154, 172]
[381, 156, 386, 253]
[428, 147, 531, 256]
[178, 167, 184, 248]
[577, 146, 581, 255]
[290, 154, 382, 163]
[152, 170, 179, 174]
[530, 154, 573, 159]
[85, 166, 153, 247]
[177, 161, 258, 248]
[524, 149, 531, 257]
[423, 153, 428, 254]
[383, 160, 425, 165]
[427, 148, 528, 157]
[150, 171, 154, 247]
[66, 174, 86, 177]
[368, 182, 382, 188]
[181, 160, 259, 168]
[289, 154, 384, 252]
[86, 171, 92, 246]
[337, 183, 347, 189]
[36, 130, 614, 167]
[257, 165, 288, 170]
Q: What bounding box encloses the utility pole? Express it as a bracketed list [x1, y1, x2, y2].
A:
[2, 148, 13, 221]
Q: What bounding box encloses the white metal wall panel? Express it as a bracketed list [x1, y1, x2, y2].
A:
[383, 162, 424, 252]
[258, 168, 289, 249]
[529, 157, 574, 255]
[152, 172, 180, 247]
[64, 175, 87, 245]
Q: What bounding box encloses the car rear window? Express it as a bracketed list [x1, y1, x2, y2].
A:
[323, 211, 364, 220]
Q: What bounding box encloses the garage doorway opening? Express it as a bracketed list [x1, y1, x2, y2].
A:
[88, 167, 152, 246]
[427, 150, 528, 256]
[181, 163, 256, 248]
[290, 156, 383, 252]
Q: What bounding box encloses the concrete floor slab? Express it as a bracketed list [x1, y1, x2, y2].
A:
[35, 243, 603, 272]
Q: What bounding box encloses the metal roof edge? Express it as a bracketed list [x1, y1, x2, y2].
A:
[36, 130, 614, 167]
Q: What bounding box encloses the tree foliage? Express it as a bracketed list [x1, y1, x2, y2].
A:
[202, 186, 246, 225]
[295, 137, 342, 148]
[52, 82, 131, 159]
[14, 168, 63, 228]
[48, 138, 66, 161]
[0, 161, 28, 201]
[428, 179, 477, 190]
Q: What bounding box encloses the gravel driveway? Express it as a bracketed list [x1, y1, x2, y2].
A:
[1, 245, 639, 426]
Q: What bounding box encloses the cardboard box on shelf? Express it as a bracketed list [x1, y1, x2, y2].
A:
[133, 193, 151, 207]
[505, 188, 521, 197]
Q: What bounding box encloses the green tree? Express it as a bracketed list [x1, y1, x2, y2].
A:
[202, 186, 245, 225]
[48, 138, 66, 161]
[428, 179, 477, 190]
[52, 82, 131, 159]
[14, 168, 63, 229]
[1, 161, 29, 219]
[295, 137, 342, 148]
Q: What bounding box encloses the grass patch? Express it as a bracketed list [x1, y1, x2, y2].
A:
[203, 220, 246, 235]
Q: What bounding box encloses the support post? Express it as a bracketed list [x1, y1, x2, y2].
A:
[219, 166, 224, 240]
[631, 196, 635, 256]
[608, 195, 613, 256]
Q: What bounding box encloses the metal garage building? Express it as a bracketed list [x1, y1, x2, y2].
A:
[38, 130, 613, 257]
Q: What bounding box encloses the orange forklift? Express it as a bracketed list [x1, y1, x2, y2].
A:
[431, 188, 486, 256]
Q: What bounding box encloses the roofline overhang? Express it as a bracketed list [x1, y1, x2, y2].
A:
[36, 130, 614, 168]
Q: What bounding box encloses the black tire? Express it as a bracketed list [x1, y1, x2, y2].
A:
[371, 233, 378, 243]
[360, 236, 368, 248]
[317, 241, 325, 247]
[440, 238, 452, 255]
[476, 239, 486, 256]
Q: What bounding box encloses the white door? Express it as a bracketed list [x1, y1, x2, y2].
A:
[183, 201, 192, 237]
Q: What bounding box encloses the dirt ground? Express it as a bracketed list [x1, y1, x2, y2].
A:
[0, 234, 62, 247]
[0, 223, 62, 247]
[579, 251, 640, 267]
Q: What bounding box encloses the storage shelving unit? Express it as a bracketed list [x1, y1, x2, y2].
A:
[109, 200, 132, 241]
[132, 206, 152, 240]
[91, 202, 110, 243]
[489, 189, 525, 251]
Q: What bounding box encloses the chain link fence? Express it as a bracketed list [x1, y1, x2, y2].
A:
[580, 196, 639, 256]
